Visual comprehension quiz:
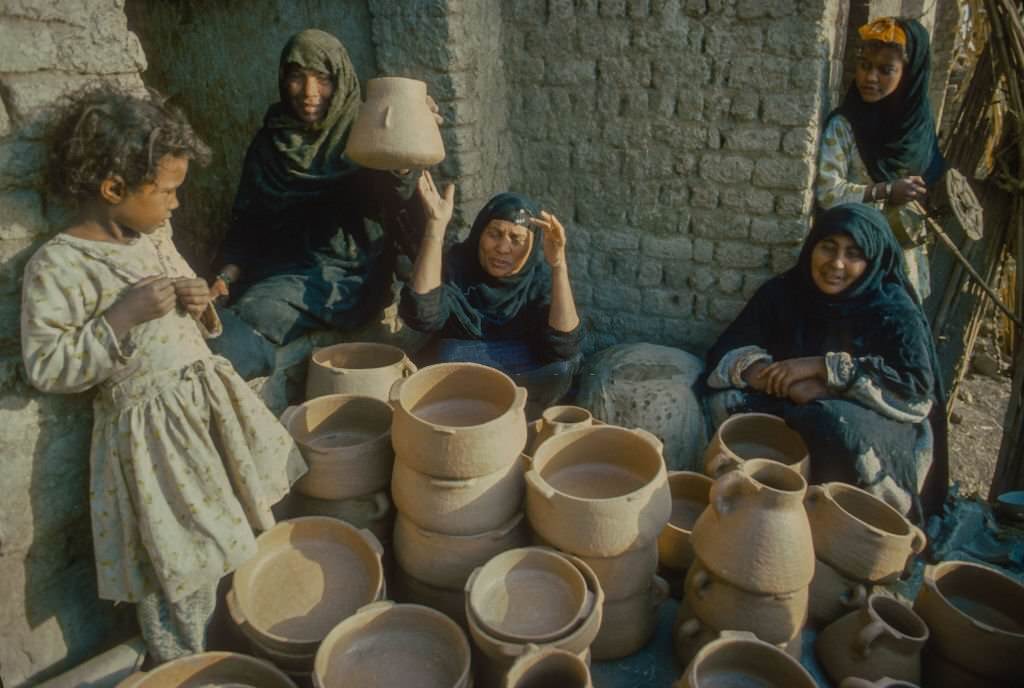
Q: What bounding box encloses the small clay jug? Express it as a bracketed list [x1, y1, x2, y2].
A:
[808, 556, 871, 628]
[691, 459, 814, 595]
[816, 593, 928, 685]
[306, 342, 416, 401]
[502, 644, 593, 688]
[675, 631, 817, 688]
[658, 471, 712, 572]
[702, 413, 809, 479]
[533, 405, 593, 451]
[344, 77, 445, 170]
[840, 678, 920, 688]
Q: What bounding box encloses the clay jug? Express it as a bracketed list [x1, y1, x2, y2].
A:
[344, 77, 445, 170]
[675, 631, 817, 688]
[703, 413, 809, 479]
[503, 645, 592, 688]
[306, 342, 416, 401]
[691, 459, 814, 595]
[533, 405, 593, 451]
[817, 594, 928, 685]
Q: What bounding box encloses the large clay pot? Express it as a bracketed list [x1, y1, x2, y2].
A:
[393, 511, 531, 590]
[306, 342, 416, 401]
[232, 517, 385, 656]
[117, 651, 297, 688]
[806, 482, 926, 584]
[281, 395, 393, 500]
[390, 363, 528, 478]
[503, 644, 593, 688]
[533, 405, 593, 451]
[703, 413, 809, 479]
[684, 558, 807, 645]
[658, 471, 712, 572]
[673, 600, 802, 668]
[808, 556, 871, 628]
[675, 631, 817, 688]
[817, 594, 928, 685]
[344, 77, 445, 170]
[525, 425, 671, 557]
[691, 459, 814, 595]
[590, 575, 669, 660]
[913, 560, 1024, 684]
[569, 541, 659, 602]
[391, 454, 525, 536]
[278, 490, 394, 545]
[313, 601, 470, 688]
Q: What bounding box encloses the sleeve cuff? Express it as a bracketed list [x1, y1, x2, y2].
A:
[825, 351, 855, 390]
[97, 315, 137, 363]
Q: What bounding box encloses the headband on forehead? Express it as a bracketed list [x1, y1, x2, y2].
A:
[858, 17, 907, 47]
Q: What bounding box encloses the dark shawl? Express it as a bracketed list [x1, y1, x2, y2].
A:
[707, 204, 948, 515]
[829, 18, 946, 185]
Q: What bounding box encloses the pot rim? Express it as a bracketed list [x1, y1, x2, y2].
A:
[310, 342, 408, 371]
[664, 471, 712, 534]
[685, 633, 816, 687]
[283, 394, 393, 452]
[393, 362, 524, 431]
[924, 560, 1024, 638]
[716, 412, 809, 461]
[866, 593, 929, 642]
[814, 482, 914, 538]
[396, 511, 527, 543]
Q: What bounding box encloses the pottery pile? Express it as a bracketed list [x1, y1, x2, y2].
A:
[675, 459, 813, 665]
[388, 363, 532, 625]
[524, 423, 672, 660]
[805, 482, 927, 628]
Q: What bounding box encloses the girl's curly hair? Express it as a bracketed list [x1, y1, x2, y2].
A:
[46, 85, 212, 205]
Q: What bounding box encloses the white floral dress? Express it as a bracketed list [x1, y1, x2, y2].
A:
[20, 223, 306, 604]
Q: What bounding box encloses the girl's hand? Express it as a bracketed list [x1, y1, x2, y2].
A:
[890, 176, 926, 205]
[104, 275, 176, 337]
[173, 277, 212, 317]
[417, 170, 455, 239]
[532, 211, 568, 268]
[760, 356, 827, 398]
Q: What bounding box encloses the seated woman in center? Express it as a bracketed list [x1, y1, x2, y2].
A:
[401, 177, 583, 416]
[705, 204, 947, 520]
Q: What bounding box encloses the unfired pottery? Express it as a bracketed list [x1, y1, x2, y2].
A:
[840, 678, 920, 688]
[391, 453, 525, 536]
[808, 556, 871, 629]
[117, 652, 297, 688]
[590, 575, 669, 660]
[313, 602, 470, 688]
[344, 77, 446, 170]
[277, 490, 394, 545]
[502, 644, 593, 688]
[525, 425, 671, 557]
[806, 483, 926, 584]
[913, 560, 1024, 684]
[703, 413, 809, 479]
[390, 363, 527, 478]
[392, 564, 468, 630]
[817, 594, 928, 685]
[684, 558, 807, 645]
[281, 394, 393, 500]
[672, 600, 802, 669]
[658, 471, 712, 572]
[225, 589, 316, 674]
[305, 342, 416, 401]
[675, 631, 817, 688]
[232, 517, 385, 655]
[533, 406, 593, 450]
[691, 459, 814, 595]
[559, 540, 659, 602]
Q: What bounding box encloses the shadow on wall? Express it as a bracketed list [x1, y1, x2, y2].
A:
[123, 0, 378, 274]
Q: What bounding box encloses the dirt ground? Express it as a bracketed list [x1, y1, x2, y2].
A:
[948, 366, 1012, 500]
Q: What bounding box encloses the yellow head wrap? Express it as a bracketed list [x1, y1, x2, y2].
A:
[858, 17, 907, 47]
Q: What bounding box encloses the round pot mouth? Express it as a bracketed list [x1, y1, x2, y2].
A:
[130, 651, 297, 688]
[742, 458, 807, 494]
[311, 342, 407, 371]
[541, 405, 593, 426]
[718, 413, 808, 466]
[825, 483, 912, 537]
[869, 595, 929, 641]
[285, 394, 393, 451]
[396, 362, 521, 429]
[691, 636, 815, 687]
[927, 560, 1024, 637]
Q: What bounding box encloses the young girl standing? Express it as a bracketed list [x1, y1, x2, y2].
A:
[21, 87, 306, 663]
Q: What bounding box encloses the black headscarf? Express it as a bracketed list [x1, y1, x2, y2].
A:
[830, 17, 946, 185]
[442, 193, 552, 338]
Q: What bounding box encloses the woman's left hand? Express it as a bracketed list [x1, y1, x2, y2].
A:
[760, 356, 826, 398]
[426, 95, 443, 126]
[532, 211, 568, 268]
[173, 277, 212, 318]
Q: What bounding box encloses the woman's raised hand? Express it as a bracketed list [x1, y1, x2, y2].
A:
[890, 176, 927, 205]
[417, 170, 455, 238]
[532, 211, 568, 269]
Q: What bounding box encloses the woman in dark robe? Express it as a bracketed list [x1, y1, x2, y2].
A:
[401, 179, 583, 415]
[208, 29, 427, 378]
[815, 16, 946, 301]
[705, 204, 948, 521]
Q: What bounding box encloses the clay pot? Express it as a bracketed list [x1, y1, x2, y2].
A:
[306, 342, 416, 401]
[231, 517, 385, 656]
[313, 601, 470, 688]
[675, 631, 817, 688]
[913, 560, 1024, 684]
[691, 459, 814, 595]
[525, 425, 671, 557]
[344, 77, 446, 170]
[703, 413, 809, 479]
[673, 600, 802, 668]
[392, 565, 467, 629]
[806, 483, 926, 584]
[570, 541, 659, 602]
[923, 648, 1015, 688]
[279, 490, 394, 545]
[391, 454, 525, 536]
[817, 593, 929, 685]
[390, 363, 528, 478]
[281, 395, 394, 500]
[118, 652, 298, 688]
[840, 678, 921, 688]
[533, 405, 593, 451]
[590, 575, 669, 660]
[658, 471, 712, 572]
[466, 547, 589, 644]
[808, 556, 871, 628]
[503, 644, 593, 688]
[684, 558, 807, 645]
[225, 588, 317, 673]
[393, 511, 531, 590]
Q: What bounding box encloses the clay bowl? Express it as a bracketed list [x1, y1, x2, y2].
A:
[502, 644, 593, 688]
[391, 453, 525, 536]
[278, 490, 394, 545]
[390, 362, 528, 478]
[313, 601, 471, 688]
[306, 342, 415, 401]
[658, 471, 712, 571]
[467, 547, 589, 644]
[808, 556, 871, 628]
[525, 425, 671, 558]
[806, 482, 927, 583]
[281, 395, 394, 501]
[232, 517, 385, 656]
[393, 511, 531, 590]
[392, 565, 468, 630]
[590, 575, 669, 660]
[703, 412, 809, 479]
[119, 652, 297, 688]
[675, 631, 817, 688]
[913, 560, 1024, 683]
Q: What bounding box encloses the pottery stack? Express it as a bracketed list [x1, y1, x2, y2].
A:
[675, 459, 814, 665]
[388, 363, 532, 626]
[525, 423, 672, 660]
